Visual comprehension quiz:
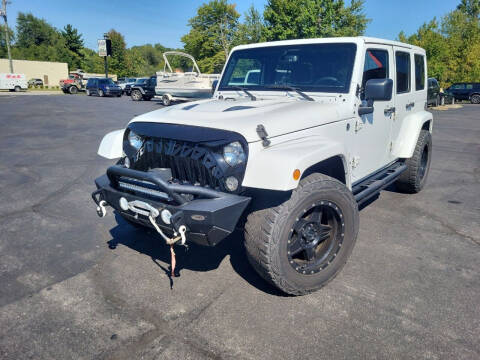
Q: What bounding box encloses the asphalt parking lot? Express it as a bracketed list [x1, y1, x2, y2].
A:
[0, 94, 479, 360]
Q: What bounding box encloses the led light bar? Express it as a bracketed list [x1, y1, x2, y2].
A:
[118, 181, 170, 200]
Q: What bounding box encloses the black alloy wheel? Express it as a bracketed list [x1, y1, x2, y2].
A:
[288, 201, 344, 275]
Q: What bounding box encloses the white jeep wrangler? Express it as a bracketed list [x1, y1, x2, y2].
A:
[92, 37, 432, 295]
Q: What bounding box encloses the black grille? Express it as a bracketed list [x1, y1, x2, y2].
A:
[133, 138, 222, 189]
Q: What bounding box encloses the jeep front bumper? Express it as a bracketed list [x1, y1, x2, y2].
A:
[92, 165, 251, 246]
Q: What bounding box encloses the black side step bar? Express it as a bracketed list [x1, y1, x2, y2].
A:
[352, 162, 407, 205]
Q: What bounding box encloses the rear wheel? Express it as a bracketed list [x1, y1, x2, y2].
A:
[14, 86, 21, 92]
[131, 89, 142, 101]
[98, 89, 104, 97]
[86, 89, 91, 96]
[162, 94, 172, 106]
[471, 94, 480, 104]
[244, 173, 359, 295]
[396, 129, 432, 193]
[69, 86, 78, 94]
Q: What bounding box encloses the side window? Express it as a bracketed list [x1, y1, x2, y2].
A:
[414, 54, 425, 90]
[396, 51, 411, 93]
[451, 84, 465, 89]
[361, 49, 389, 99]
[466, 84, 473, 90]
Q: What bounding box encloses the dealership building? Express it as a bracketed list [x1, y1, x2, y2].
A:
[0, 59, 68, 86]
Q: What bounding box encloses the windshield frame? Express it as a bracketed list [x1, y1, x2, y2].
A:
[218, 42, 357, 94]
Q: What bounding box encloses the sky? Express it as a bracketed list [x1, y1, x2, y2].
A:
[6, 0, 459, 50]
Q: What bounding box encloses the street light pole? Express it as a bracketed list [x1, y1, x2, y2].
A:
[1, 0, 13, 73]
[103, 33, 109, 79]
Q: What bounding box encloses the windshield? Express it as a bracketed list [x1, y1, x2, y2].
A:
[135, 78, 147, 85]
[219, 43, 357, 94]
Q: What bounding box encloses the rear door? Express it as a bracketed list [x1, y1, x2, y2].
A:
[389, 46, 420, 161]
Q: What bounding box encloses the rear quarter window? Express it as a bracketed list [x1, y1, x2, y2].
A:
[414, 54, 425, 91]
[396, 51, 411, 94]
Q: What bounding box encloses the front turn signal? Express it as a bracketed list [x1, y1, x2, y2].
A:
[293, 169, 301, 181]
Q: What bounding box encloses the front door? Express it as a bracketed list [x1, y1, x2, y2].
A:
[351, 45, 395, 183]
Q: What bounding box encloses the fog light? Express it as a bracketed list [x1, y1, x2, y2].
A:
[124, 157, 130, 168]
[225, 176, 239, 191]
[161, 209, 172, 224]
[119, 197, 129, 211]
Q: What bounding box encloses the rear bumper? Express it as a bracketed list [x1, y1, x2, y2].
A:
[92, 165, 251, 246]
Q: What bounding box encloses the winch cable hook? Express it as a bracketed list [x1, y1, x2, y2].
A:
[148, 215, 187, 277]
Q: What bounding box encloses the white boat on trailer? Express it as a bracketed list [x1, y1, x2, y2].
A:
[155, 51, 220, 106]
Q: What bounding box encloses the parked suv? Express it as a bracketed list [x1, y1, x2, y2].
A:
[92, 37, 433, 295]
[117, 77, 137, 94]
[86, 78, 122, 97]
[28, 78, 43, 87]
[444, 82, 480, 104]
[130, 76, 156, 101]
[427, 78, 440, 107]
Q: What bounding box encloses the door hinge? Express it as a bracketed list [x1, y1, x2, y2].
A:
[355, 118, 363, 133]
[351, 156, 360, 169]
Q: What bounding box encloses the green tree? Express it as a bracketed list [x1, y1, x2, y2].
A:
[182, 0, 240, 72]
[399, 0, 480, 87]
[14, 12, 70, 63]
[457, 0, 480, 17]
[106, 29, 128, 77]
[263, 0, 370, 41]
[236, 5, 264, 44]
[61, 24, 84, 70]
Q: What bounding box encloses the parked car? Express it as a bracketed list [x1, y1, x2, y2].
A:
[124, 78, 147, 96]
[130, 76, 156, 101]
[86, 78, 122, 97]
[427, 78, 440, 107]
[28, 78, 44, 87]
[117, 77, 137, 94]
[93, 37, 433, 295]
[0, 73, 28, 92]
[444, 82, 480, 104]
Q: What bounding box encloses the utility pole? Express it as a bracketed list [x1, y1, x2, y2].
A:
[1, 0, 13, 73]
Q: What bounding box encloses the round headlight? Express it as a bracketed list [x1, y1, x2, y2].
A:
[128, 130, 143, 150]
[225, 176, 239, 192]
[223, 141, 246, 167]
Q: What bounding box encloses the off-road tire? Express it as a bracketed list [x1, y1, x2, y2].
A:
[471, 94, 480, 104]
[131, 89, 142, 101]
[69, 85, 78, 94]
[244, 173, 359, 296]
[396, 129, 432, 193]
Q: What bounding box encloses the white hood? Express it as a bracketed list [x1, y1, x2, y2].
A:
[130, 97, 348, 143]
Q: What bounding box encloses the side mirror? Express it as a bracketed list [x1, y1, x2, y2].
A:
[359, 78, 393, 115]
[365, 78, 393, 101]
[212, 79, 219, 93]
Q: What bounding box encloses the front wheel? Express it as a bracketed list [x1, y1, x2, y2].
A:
[131, 89, 142, 101]
[396, 129, 432, 193]
[14, 86, 21, 92]
[471, 94, 480, 104]
[98, 89, 104, 97]
[162, 94, 172, 106]
[69, 86, 78, 94]
[244, 173, 359, 295]
[86, 89, 91, 96]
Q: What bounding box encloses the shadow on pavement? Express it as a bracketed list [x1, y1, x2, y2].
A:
[107, 213, 286, 296]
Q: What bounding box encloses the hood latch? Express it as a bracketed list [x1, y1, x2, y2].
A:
[256, 124, 271, 147]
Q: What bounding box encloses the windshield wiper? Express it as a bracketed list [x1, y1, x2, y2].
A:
[229, 86, 256, 101]
[265, 85, 314, 101]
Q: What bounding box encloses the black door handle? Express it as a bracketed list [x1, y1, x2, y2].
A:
[406, 102, 415, 109]
[384, 106, 396, 115]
